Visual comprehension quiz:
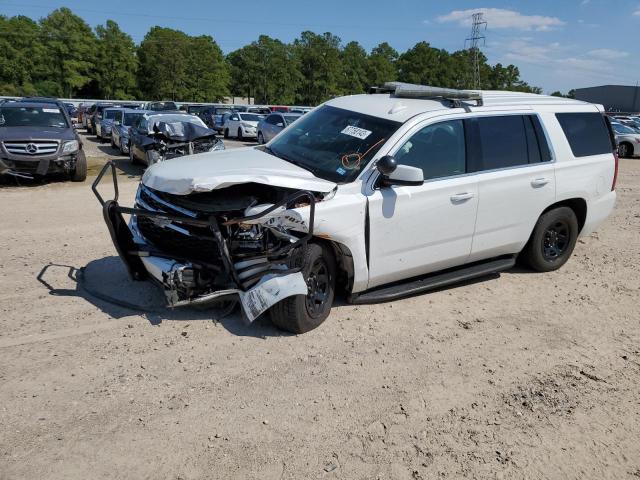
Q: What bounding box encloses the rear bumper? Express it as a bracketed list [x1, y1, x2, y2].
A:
[581, 190, 616, 237]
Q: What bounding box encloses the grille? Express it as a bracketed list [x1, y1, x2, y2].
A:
[3, 141, 59, 156]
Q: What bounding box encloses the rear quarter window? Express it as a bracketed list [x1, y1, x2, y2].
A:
[555, 112, 613, 157]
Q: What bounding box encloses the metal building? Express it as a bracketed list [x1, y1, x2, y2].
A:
[574, 85, 640, 113]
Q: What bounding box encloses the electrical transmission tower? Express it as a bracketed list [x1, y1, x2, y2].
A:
[465, 12, 487, 89]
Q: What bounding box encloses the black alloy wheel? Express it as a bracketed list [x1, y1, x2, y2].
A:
[542, 220, 570, 261]
[305, 257, 331, 319]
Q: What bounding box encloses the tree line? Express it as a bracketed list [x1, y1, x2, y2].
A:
[0, 7, 544, 105]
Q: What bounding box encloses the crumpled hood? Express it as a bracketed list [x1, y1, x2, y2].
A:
[142, 147, 337, 195]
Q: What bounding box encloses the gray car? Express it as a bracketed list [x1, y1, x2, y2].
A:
[111, 109, 148, 155]
[0, 101, 86, 181]
[96, 107, 123, 142]
[257, 113, 302, 144]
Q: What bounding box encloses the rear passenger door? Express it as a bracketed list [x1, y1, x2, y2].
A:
[468, 114, 556, 262]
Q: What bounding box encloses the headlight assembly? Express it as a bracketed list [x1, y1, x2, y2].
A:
[62, 140, 79, 153]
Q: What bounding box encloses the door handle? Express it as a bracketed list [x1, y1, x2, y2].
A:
[450, 192, 475, 203]
[531, 178, 550, 188]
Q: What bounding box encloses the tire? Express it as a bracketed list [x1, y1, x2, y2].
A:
[257, 132, 265, 144]
[237, 128, 243, 141]
[270, 243, 336, 334]
[619, 142, 633, 158]
[520, 206, 579, 272]
[129, 143, 137, 164]
[146, 150, 160, 167]
[71, 150, 87, 182]
[111, 136, 116, 149]
[224, 128, 229, 139]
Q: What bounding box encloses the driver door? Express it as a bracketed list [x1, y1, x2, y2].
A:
[367, 119, 479, 289]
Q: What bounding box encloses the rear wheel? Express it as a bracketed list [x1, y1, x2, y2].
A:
[619, 142, 633, 158]
[521, 206, 579, 272]
[110, 136, 116, 149]
[224, 128, 229, 139]
[270, 243, 336, 334]
[71, 150, 87, 182]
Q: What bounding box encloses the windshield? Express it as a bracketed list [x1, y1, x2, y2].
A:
[0, 106, 68, 128]
[123, 112, 144, 126]
[147, 114, 205, 129]
[283, 115, 301, 125]
[214, 108, 232, 115]
[268, 105, 401, 183]
[239, 113, 265, 122]
[613, 123, 635, 134]
[104, 109, 120, 120]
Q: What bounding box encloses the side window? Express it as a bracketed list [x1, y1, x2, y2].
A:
[230, 114, 239, 121]
[476, 115, 529, 170]
[555, 112, 613, 157]
[395, 120, 466, 180]
[266, 115, 277, 125]
[114, 110, 123, 122]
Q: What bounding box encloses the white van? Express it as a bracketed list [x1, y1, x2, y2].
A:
[95, 83, 618, 333]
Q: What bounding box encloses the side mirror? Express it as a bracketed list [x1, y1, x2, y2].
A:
[377, 156, 424, 187]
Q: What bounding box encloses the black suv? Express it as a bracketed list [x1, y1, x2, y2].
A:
[0, 101, 86, 181]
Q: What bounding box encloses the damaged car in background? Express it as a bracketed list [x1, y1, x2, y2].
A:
[93, 83, 617, 333]
[128, 112, 224, 166]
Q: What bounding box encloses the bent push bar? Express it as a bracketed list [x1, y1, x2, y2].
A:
[91, 161, 316, 290]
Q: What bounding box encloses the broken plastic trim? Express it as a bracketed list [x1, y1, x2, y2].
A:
[92, 161, 316, 293]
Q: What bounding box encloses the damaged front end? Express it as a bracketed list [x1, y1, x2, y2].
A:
[144, 121, 224, 164]
[92, 162, 320, 321]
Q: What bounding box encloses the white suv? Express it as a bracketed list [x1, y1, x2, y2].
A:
[95, 83, 618, 334]
[223, 112, 266, 140]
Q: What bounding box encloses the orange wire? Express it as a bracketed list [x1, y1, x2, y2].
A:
[341, 137, 386, 170]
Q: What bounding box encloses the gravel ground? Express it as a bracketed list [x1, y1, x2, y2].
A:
[0, 141, 639, 479]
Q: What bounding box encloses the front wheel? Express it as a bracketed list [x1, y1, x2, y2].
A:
[257, 132, 265, 144]
[237, 128, 243, 141]
[129, 144, 137, 164]
[619, 142, 633, 158]
[71, 150, 87, 182]
[270, 243, 336, 334]
[520, 206, 579, 272]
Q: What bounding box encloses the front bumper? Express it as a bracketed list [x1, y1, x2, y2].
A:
[0, 154, 79, 178]
[92, 161, 316, 321]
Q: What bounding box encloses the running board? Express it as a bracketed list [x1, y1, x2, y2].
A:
[349, 256, 516, 305]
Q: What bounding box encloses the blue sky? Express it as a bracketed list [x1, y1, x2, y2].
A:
[2, 0, 639, 93]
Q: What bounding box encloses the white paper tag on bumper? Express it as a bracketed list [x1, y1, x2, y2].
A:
[239, 272, 308, 323]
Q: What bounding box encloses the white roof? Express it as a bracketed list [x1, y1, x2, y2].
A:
[325, 91, 596, 123]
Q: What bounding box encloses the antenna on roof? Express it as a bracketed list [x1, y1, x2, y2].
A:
[372, 82, 483, 107]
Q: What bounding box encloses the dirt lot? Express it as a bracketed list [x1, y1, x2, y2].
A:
[1, 134, 639, 479]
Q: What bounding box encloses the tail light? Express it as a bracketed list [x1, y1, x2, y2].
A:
[612, 150, 619, 191]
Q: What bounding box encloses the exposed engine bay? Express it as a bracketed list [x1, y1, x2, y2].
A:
[93, 161, 331, 321]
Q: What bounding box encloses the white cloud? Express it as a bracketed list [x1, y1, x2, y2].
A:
[588, 48, 629, 60]
[436, 8, 565, 31]
[634, 8, 640, 16]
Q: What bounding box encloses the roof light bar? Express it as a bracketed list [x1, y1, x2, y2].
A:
[372, 82, 484, 107]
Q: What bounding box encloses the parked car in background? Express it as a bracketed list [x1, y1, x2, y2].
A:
[199, 105, 234, 133]
[143, 101, 178, 112]
[77, 103, 92, 126]
[223, 112, 266, 140]
[0, 101, 86, 181]
[257, 112, 301, 143]
[87, 102, 115, 135]
[289, 107, 312, 114]
[64, 103, 78, 122]
[270, 106, 290, 113]
[232, 105, 271, 114]
[128, 112, 223, 166]
[96, 107, 123, 142]
[611, 121, 640, 157]
[112, 109, 148, 155]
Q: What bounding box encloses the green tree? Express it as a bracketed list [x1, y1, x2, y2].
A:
[39, 7, 96, 97]
[183, 35, 230, 102]
[396, 42, 453, 87]
[367, 42, 398, 87]
[137, 27, 189, 100]
[95, 20, 137, 99]
[0, 15, 44, 96]
[339, 41, 369, 95]
[227, 44, 262, 102]
[293, 31, 342, 105]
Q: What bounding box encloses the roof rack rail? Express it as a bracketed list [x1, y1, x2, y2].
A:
[370, 82, 483, 107]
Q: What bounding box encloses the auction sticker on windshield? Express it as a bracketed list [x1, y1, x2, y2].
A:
[341, 125, 372, 140]
[42, 108, 60, 113]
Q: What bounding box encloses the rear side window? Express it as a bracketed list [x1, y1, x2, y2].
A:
[472, 115, 551, 171]
[555, 112, 612, 157]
